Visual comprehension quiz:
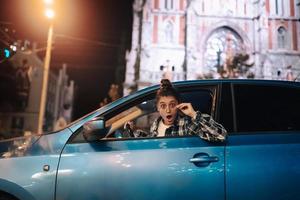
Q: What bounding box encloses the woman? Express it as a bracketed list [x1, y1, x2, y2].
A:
[148, 79, 227, 142]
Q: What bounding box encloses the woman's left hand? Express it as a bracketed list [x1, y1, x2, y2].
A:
[176, 103, 197, 118]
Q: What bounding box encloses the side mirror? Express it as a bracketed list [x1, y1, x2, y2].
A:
[83, 118, 108, 142]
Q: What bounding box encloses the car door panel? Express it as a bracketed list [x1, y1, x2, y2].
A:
[226, 133, 300, 200]
[56, 137, 225, 200]
[225, 83, 300, 199]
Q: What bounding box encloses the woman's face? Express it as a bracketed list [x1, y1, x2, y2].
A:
[157, 96, 179, 125]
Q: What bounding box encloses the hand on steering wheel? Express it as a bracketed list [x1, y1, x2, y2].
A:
[124, 121, 135, 137]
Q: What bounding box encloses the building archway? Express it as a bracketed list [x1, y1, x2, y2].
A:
[203, 26, 245, 74]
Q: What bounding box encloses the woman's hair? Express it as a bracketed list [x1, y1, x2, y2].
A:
[156, 79, 181, 102]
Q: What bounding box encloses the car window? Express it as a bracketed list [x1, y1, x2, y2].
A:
[234, 84, 300, 133]
[104, 99, 158, 139]
[102, 88, 215, 140]
[70, 86, 217, 143]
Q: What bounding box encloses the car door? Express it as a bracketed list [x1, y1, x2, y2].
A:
[55, 85, 226, 200]
[225, 83, 300, 200]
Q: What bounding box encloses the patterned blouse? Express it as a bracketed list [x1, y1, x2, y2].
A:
[147, 111, 227, 142]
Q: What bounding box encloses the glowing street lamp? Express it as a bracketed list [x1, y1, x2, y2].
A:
[44, 0, 54, 5]
[45, 8, 55, 19]
[37, 1, 55, 134]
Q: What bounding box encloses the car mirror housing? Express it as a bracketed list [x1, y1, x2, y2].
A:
[83, 118, 108, 142]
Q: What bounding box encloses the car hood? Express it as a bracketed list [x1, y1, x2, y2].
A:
[0, 135, 41, 158]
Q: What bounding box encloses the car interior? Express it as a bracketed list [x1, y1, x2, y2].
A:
[103, 88, 215, 139]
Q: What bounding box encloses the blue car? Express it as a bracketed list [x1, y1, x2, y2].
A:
[1, 79, 300, 200]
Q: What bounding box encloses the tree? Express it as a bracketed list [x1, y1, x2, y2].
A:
[0, 60, 18, 112]
[220, 53, 254, 78]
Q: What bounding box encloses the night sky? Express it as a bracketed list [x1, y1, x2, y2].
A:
[0, 0, 133, 119]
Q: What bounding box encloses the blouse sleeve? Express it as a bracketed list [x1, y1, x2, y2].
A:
[187, 111, 227, 142]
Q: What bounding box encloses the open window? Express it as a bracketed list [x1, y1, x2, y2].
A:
[73, 85, 217, 142]
[102, 87, 216, 140]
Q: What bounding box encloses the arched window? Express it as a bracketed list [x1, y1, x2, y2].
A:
[277, 26, 287, 49]
[164, 21, 174, 43]
[204, 27, 243, 73]
[275, 0, 279, 14]
[164, 0, 174, 10]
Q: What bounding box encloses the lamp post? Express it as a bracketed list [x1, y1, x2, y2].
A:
[37, 1, 55, 134]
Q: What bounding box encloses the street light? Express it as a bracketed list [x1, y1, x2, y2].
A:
[45, 8, 55, 19]
[44, 0, 54, 5]
[37, 2, 55, 134]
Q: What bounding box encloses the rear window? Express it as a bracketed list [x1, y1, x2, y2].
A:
[234, 84, 300, 132]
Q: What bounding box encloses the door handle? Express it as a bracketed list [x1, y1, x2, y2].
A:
[190, 153, 219, 167]
[189, 156, 219, 163]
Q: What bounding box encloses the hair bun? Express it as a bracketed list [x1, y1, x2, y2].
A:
[156, 79, 181, 102]
[160, 79, 172, 90]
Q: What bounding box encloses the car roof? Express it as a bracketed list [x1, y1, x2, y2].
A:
[172, 79, 300, 87]
[138, 79, 300, 93]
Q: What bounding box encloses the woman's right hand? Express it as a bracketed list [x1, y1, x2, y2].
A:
[176, 103, 197, 119]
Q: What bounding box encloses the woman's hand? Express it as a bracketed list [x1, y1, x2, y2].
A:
[176, 103, 197, 119]
[124, 121, 135, 130]
[123, 121, 135, 137]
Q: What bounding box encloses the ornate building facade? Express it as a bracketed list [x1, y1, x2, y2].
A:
[124, 0, 300, 95]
